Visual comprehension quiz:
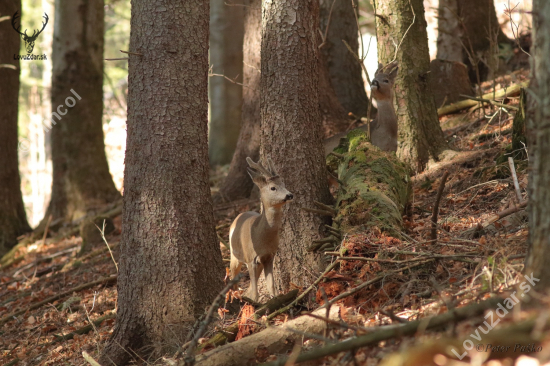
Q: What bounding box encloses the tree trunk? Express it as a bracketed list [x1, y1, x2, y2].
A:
[320, 0, 368, 117]
[213, 0, 261, 203]
[208, 0, 244, 166]
[0, 0, 32, 256]
[524, 0, 550, 290]
[99, 1, 224, 364]
[374, 0, 451, 170]
[261, 0, 333, 291]
[46, 0, 120, 225]
[436, 0, 512, 82]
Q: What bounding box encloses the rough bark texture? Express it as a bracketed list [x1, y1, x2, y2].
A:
[0, 0, 32, 255]
[524, 0, 550, 289]
[208, 0, 244, 166]
[46, 0, 120, 225]
[436, 0, 512, 82]
[260, 0, 333, 291]
[320, 0, 368, 117]
[213, 0, 261, 203]
[99, 1, 224, 364]
[374, 0, 450, 171]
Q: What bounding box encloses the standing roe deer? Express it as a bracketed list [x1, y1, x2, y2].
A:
[229, 157, 293, 302]
[324, 62, 399, 154]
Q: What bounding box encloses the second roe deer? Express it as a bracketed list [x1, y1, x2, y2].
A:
[229, 157, 293, 302]
[324, 62, 399, 154]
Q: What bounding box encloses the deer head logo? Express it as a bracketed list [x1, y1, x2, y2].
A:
[12, 11, 49, 54]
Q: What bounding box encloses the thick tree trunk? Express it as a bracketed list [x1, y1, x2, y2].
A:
[0, 0, 32, 255]
[46, 0, 120, 224]
[213, 0, 261, 203]
[436, 0, 512, 82]
[261, 0, 333, 291]
[99, 1, 224, 364]
[524, 0, 550, 290]
[320, 0, 368, 117]
[374, 0, 451, 170]
[208, 0, 244, 166]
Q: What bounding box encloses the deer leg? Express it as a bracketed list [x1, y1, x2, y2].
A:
[229, 255, 242, 290]
[263, 255, 277, 297]
[246, 260, 262, 302]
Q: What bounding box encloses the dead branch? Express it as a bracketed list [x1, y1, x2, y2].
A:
[313, 201, 337, 215]
[263, 296, 503, 365]
[267, 261, 340, 321]
[482, 200, 528, 228]
[0, 275, 117, 327]
[438, 82, 527, 117]
[508, 157, 523, 203]
[193, 306, 340, 366]
[430, 171, 450, 242]
[52, 313, 116, 344]
[82, 351, 102, 366]
[459, 94, 519, 111]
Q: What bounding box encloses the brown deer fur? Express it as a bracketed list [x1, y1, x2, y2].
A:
[229, 158, 293, 301]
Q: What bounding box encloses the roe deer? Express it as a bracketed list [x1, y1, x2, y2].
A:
[324, 62, 399, 155]
[229, 157, 293, 302]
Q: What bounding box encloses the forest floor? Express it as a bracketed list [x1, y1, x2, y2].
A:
[1, 69, 544, 366]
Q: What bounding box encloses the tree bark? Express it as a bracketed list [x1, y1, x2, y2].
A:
[524, 0, 550, 289]
[99, 1, 224, 364]
[260, 0, 333, 291]
[320, 0, 368, 117]
[46, 0, 120, 225]
[436, 0, 512, 82]
[374, 0, 451, 170]
[208, 0, 244, 166]
[0, 0, 32, 255]
[213, 0, 261, 203]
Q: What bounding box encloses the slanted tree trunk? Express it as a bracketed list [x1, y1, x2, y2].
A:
[213, 0, 261, 203]
[261, 0, 332, 291]
[524, 0, 550, 290]
[436, 0, 512, 82]
[208, 0, 244, 166]
[46, 0, 120, 225]
[320, 0, 368, 117]
[0, 0, 32, 255]
[374, 0, 451, 170]
[99, 1, 224, 364]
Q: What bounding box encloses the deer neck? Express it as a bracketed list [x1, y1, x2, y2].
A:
[255, 204, 283, 238]
[372, 98, 397, 135]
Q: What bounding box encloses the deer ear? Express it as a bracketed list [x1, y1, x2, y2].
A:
[247, 168, 267, 186]
[375, 63, 383, 76]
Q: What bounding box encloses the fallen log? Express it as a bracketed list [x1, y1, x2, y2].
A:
[192, 306, 339, 366]
[437, 81, 528, 117]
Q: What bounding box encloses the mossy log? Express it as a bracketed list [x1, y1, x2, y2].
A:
[328, 131, 411, 236]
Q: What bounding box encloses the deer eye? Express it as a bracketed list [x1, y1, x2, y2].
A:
[270, 187, 276, 191]
[384, 79, 389, 83]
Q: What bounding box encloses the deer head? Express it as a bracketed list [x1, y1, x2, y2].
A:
[12, 11, 49, 54]
[246, 157, 293, 209]
[371, 61, 399, 102]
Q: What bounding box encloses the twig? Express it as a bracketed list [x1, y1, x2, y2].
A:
[379, 309, 407, 324]
[391, 0, 415, 63]
[306, 313, 368, 333]
[0, 275, 117, 327]
[262, 296, 504, 366]
[183, 273, 243, 361]
[96, 220, 118, 273]
[329, 151, 344, 159]
[431, 171, 450, 242]
[318, 0, 337, 49]
[459, 94, 519, 110]
[321, 260, 434, 308]
[105, 58, 129, 61]
[120, 49, 143, 56]
[51, 313, 116, 344]
[267, 261, 340, 321]
[508, 157, 523, 203]
[313, 201, 337, 215]
[42, 214, 52, 246]
[82, 351, 102, 366]
[481, 200, 528, 228]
